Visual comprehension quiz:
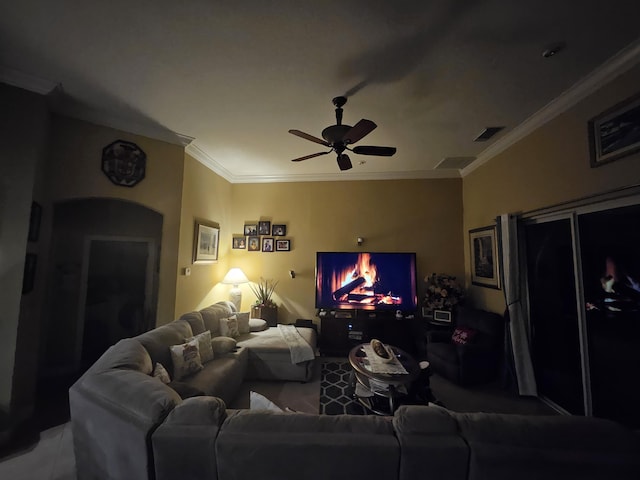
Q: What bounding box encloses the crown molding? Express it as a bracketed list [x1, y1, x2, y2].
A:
[186, 143, 235, 181]
[186, 142, 459, 183]
[0, 66, 60, 95]
[461, 38, 640, 177]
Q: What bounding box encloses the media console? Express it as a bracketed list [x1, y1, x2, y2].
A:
[318, 309, 417, 357]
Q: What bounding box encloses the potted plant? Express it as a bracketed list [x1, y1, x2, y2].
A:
[249, 277, 279, 326]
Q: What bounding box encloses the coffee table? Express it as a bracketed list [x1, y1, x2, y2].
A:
[348, 343, 420, 415]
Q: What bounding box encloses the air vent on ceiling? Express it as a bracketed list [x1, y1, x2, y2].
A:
[474, 127, 504, 142]
[434, 156, 476, 170]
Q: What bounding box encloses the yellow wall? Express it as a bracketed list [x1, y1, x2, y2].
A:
[463, 64, 640, 313]
[221, 179, 464, 324]
[174, 154, 233, 316]
[47, 116, 185, 325]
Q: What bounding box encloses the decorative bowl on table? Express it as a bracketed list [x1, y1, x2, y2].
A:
[369, 339, 395, 363]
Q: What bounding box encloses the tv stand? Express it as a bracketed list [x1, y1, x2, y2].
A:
[318, 309, 416, 357]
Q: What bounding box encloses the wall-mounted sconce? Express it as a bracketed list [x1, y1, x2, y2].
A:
[357, 237, 364, 246]
[289, 270, 296, 279]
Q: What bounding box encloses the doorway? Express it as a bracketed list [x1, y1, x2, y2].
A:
[77, 236, 156, 369]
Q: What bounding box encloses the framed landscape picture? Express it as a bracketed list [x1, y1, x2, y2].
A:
[588, 93, 640, 167]
[469, 225, 500, 289]
[193, 220, 219, 264]
[244, 224, 257, 236]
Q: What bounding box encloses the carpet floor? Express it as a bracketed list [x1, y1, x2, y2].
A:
[318, 357, 556, 416]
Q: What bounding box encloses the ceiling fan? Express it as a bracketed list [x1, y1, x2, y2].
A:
[288, 96, 397, 171]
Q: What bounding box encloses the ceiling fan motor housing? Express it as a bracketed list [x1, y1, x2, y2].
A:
[322, 124, 352, 147]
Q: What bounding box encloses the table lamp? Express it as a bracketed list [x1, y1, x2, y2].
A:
[222, 268, 249, 311]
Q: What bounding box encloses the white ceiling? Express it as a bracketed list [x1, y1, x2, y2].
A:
[2, 0, 640, 183]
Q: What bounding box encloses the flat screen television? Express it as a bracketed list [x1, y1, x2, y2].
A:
[315, 252, 418, 311]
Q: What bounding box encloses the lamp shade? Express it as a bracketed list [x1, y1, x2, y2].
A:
[222, 268, 249, 286]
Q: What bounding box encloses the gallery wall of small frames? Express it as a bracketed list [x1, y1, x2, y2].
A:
[233, 220, 291, 252]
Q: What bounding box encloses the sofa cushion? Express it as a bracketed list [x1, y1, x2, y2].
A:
[136, 320, 194, 372]
[212, 336, 237, 355]
[179, 311, 206, 335]
[187, 330, 214, 363]
[168, 381, 206, 399]
[87, 338, 153, 375]
[153, 362, 171, 384]
[216, 410, 399, 480]
[454, 411, 640, 480]
[237, 312, 251, 334]
[220, 315, 240, 338]
[200, 303, 234, 336]
[185, 347, 248, 405]
[393, 406, 469, 480]
[249, 318, 268, 332]
[170, 338, 204, 380]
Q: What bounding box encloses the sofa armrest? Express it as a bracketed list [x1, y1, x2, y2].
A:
[152, 396, 227, 480]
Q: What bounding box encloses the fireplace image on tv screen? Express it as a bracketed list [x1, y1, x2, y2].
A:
[315, 252, 417, 311]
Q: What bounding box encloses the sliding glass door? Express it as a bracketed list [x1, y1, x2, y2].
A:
[522, 193, 640, 428]
[578, 203, 640, 427]
[524, 217, 586, 415]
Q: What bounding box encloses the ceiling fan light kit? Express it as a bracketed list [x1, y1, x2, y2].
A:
[289, 96, 397, 171]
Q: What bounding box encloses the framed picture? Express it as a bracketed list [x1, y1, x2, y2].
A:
[247, 236, 260, 251]
[28, 201, 42, 242]
[272, 224, 286, 236]
[258, 220, 271, 235]
[244, 224, 257, 236]
[193, 220, 219, 264]
[469, 225, 500, 289]
[275, 239, 291, 252]
[232, 236, 246, 249]
[588, 92, 640, 167]
[262, 237, 274, 252]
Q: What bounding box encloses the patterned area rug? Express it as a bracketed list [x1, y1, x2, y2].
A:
[319, 360, 367, 415]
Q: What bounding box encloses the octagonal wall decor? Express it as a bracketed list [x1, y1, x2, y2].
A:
[101, 140, 146, 187]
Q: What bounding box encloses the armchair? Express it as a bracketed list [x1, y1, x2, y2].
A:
[426, 307, 504, 386]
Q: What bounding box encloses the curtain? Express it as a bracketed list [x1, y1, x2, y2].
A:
[498, 213, 537, 396]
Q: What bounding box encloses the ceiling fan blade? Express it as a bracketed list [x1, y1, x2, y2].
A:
[352, 145, 397, 156]
[343, 119, 377, 144]
[337, 153, 352, 171]
[291, 151, 331, 162]
[288, 129, 330, 147]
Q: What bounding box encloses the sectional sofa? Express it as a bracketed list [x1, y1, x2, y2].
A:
[69, 301, 640, 480]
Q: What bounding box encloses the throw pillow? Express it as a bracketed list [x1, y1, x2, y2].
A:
[169, 338, 203, 380]
[186, 330, 214, 363]
[211, 336, 237, 355]
[152, 362, 171, 384]
[236, 312, 251, 334]
[168, 381, 205, 399]
[249, 318, 268, 332]
[249, 391, 283, 412]
[451, 327, 477, 345]
[220, 315, 240, 338]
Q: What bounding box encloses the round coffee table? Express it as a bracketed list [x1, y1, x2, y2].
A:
[348, 343, 420, 415]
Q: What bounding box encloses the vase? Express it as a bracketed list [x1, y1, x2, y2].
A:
[251, 305, 278, 327]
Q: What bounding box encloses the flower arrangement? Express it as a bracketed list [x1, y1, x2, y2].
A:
[249, 277, 279, 307]
[423, 273, 464, 311]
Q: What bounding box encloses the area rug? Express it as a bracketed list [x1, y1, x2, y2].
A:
[319, 360, 367, 415]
